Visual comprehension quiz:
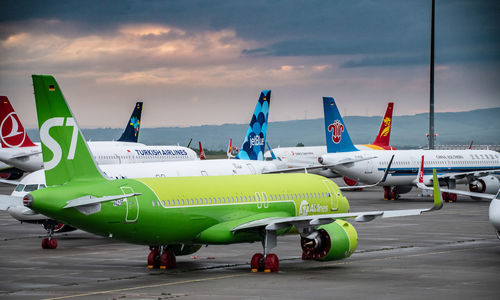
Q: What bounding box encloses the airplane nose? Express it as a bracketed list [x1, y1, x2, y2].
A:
[23, 193, 34, 208]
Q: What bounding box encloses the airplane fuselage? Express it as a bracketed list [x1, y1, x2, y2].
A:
[321, 149, 500, 186]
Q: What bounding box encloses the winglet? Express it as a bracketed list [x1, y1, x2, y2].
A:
[380, 154, 394, 183]
[266, 142, 281, 161]
[418, 155, 425, 184]
[117, 101, 142, 142]
[430, 169, 444, 211]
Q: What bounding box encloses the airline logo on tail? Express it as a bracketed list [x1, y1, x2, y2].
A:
[379, 117, 391, 137]
[39, 117, 78, 170]
[328, 120, 344, 144]
[0, 112, 26, 148]
[129, 116, 140, 137]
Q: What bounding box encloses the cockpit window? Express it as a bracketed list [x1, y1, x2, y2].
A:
[23, 184, 39, 192]
[39, 184, 46, 189]
[15, 184, 25, 192]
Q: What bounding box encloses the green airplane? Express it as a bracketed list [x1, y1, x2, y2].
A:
[24, 75, 443, 272]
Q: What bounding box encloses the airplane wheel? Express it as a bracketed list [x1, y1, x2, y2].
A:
[147, 246, 160, 269]
[449, 193, 457, 203]
[383, 187, 391, 200]
[264, 254, 279, 273]
[250, 253, 264, 272]
[390, 188, 399, 200]
[160, 247, 176, 269]
[48, 238, 58, 249]
[41, 238, 49, 249]
[442, 192, 449, 202]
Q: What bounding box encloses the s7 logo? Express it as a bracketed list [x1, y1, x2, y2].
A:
[39, 117, 78, 170]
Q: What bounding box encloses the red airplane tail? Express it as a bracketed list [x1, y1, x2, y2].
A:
[372, 102, 394, 148]
[0, 96, 37, 148]
[198, 141, 206, 160]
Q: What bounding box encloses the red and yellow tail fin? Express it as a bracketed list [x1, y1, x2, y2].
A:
[372, 102, 394, 148]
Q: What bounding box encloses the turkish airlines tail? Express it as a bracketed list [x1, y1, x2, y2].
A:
[0, 96, 37, 148]
[372, 102, 394, 148]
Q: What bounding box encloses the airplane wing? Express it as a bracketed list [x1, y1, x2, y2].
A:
[0, 178, 21, 185]
[233, 168, 442, 233]
[10, 150, 42, 159]
[264, 156, 379, 175]
[339, 155, 394, 190]
[417, 182, 497, 200]
[436, 169, 500, 181]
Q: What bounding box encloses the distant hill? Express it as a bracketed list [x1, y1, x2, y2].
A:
[26, 107, 500, 150]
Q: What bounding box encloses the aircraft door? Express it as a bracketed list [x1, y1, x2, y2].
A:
[321, 180, 338, 211]
[121, 186, 139, 223]
[364, 160, 373, 174]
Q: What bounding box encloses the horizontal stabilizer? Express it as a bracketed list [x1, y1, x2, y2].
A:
[64, 193, 141, 208]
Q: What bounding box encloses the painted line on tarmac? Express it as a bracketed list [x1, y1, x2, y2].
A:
[43, 273, 249, 300]
[325, 244, 499, 267]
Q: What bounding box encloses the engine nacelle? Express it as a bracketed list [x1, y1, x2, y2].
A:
[170, 244, 202, 256]
[343, 177, 358, 186]
[469, 176, 500, 196]
[301, 220, 358, 261]
[397, 185, 413, 194]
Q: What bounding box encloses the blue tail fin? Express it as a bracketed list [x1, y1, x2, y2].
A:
[323, 97, 358, 153]
[235, 90, 271, 160]
[118, 102, 143, 142]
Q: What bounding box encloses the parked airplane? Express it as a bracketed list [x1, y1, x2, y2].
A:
[318, 97, 500, 201]
[0, 97, 197, 175]
[0, 82, 280, 246]
[264, 101, 395, 180]
[22, 74, 442, 271]
[415, 156, 500, 239]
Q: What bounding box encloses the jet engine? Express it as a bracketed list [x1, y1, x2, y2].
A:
[397, 185, 413, 194]
[469, 176, 500, 199]
[170, 244, 202, 256]
[300, 220, 358, 261]
[343, 177, 358, 186]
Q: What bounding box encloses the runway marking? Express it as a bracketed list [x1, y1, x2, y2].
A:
[43, 273, 248, 300]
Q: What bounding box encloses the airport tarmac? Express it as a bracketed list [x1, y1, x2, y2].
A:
[0, 182, 499, 300]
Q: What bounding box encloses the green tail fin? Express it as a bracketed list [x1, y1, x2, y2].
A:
[33, 75, 105, 186]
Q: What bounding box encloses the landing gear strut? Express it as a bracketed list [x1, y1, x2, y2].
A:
[148, 245, 176, 269]
[41, 222, 58, 249]
[250, 229, 279, 272]
[384, 186, 399, 200]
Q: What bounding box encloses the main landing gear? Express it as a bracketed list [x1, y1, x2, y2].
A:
[41, 222, 58, 249]
[250, 230, 279, 272]
[443, 179, 458, 203]
[383, 186, 400, 200]
[147, 245, 176, 269]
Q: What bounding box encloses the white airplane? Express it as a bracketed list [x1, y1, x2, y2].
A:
[415, 156, 500, 239]
[0, 87, 282, 245]
[318, 97, 500, 201]
[0, 97, 198, 175]
[264, 101, 395, 180]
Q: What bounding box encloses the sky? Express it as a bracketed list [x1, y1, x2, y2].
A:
[1, 0, 499, 128]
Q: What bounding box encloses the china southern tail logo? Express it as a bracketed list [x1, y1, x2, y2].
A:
[0, 112, 26, 148]
[380, 117, 391, 137]
[40, 117, 78, 170]
[328, 120, 344, 144]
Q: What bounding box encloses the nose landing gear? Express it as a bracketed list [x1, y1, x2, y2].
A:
[41, 222, 58, 249]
